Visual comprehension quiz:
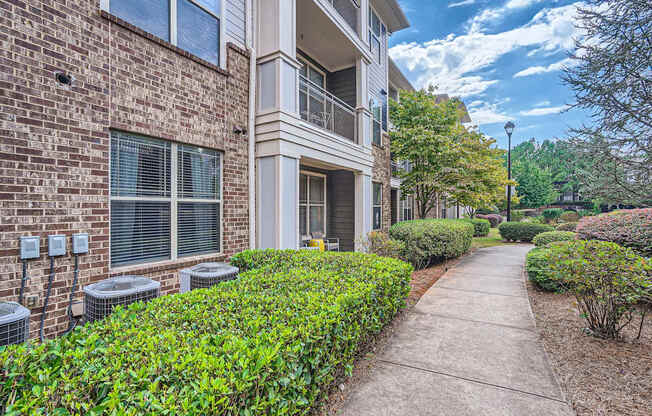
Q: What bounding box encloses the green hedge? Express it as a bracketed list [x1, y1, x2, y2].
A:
[464, 218, 491, 237]
[532, 231, 577, 247]
[1, 250, 412, 415]
[526, 247, 564, 292]
[498, 222, 554, 242]
[389, 219, 473, 269]
[556, 221, 578, 232]
[542, 208, 563, 222]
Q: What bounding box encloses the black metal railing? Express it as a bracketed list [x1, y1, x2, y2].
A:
[299, 75, 356, 142]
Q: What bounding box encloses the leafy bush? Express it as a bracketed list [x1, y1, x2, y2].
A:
[532, 231, 576, 247]
[498, 222, 554, 242]
[526, 247, 564, 292]
[559, 210, 579, 222]
[542, 208, 563, 222]
[477, 213, 502, 228]
[464, 218, 490, 237]
[521, 216, 543, 224]
[510, 210, 525, 222]
[577, 209, 594, 218]
[362, 231, 406, 260]
[1, 250, 412, 415]
[575, 208, 652, 257]
[556, 221, 579, 231]
[389, 219, 473, 269]
[476, 207, 499, 215]
[543, 240, 651, 338]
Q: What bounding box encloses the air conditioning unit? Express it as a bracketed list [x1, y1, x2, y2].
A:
[179, 263, 239, 293]
[0, 302, 30, 346]
[83, 275, 160, 322]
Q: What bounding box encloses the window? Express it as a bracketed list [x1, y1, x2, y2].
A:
[400, 194, 413, 221]
[298, 56, 328, 127]
[370, 96, 382, 145]
[298, 57, 326, 88]
[107, 0, 221, 66]
[299, 172, 326, 239]
[373, 182, 382, 230]
[369, 6, 381, 63]
[110, 131, 222, 267]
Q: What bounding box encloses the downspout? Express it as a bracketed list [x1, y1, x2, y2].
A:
[246, 0, 257, 249]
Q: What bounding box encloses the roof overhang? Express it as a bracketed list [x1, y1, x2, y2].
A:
[371, 0, 410, 33]
[389, 58, 414, 91]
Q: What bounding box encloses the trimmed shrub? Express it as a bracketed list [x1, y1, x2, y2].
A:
[477, 213, 502, 228]
[576, 208, 652, 257]
[542, 208, 563, 222]
[510, 210, 525, 222]
[1, 250, 412, 415]
[532, 231, 576, 247]
[556, 221, 579, 232]
[389, 219, 473, 269]
[498, 222, 554, 242]
[464, 218, 490, 237]
[543, 240, 651, 338]
[476, 207, 499, 215]
[559, 210, 579, 222]
[526, 247, 564, 292]
[363, 231, 406, 260]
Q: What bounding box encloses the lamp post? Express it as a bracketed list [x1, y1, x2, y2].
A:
[504, 121, 515, 222]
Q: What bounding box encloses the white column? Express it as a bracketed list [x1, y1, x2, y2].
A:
[256, 155, 299, 249]
[356, 58, 371, 148]
[354, 172, 372, 251]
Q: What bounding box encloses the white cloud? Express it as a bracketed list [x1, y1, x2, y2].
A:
[534, 100, 551, 107]
[519, 105, 569, 116]
[468, 0, 550, 33]
[513, 57, 573, 77]
[467, 100, 512, 125]
[389, 4, 583, 99]
[449, 0, 476, 8]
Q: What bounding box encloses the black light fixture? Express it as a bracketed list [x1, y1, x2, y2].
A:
[504, 121, 515, 222]
[54, 71, 74, 87]
[233, 126, 247, 135]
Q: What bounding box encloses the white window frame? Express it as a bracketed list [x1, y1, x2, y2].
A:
[370, 95, 382, 145]
[109, 133, 223, 269]
[368, 5, 382, 64]
[297, 55, 327, 89]
[100, 0, 226, 68]
[299, 171, 327, 241]
[400, 194, 413, 222]
[372, 181, 382, 230]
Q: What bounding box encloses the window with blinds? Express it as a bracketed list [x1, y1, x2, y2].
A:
[110, 131, 222, 267]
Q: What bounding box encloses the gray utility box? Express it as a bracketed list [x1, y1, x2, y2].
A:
[0, 302, 30, 346]
[179, 263, 239, 293]
[83, 276, 160, 322]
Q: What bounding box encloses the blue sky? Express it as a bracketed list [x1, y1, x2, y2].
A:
[389, 0, 591, 149]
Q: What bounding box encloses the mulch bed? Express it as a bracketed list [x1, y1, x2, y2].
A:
[316, 255, 465, 415]
[527, 282, 652, 415]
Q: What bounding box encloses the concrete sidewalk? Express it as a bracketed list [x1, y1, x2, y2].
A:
[339, 245, 574, 416]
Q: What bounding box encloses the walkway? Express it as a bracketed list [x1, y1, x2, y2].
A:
[339, 245, 574, 416]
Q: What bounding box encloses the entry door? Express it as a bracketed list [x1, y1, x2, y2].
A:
[299, 172, 326, 241]
[391, 189, 398, 225]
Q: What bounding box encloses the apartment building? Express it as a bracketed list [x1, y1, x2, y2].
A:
[0, 0, 411, 339]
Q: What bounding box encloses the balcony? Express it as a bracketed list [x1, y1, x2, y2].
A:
[326, 0, 360, 34]
[299, 75, 356, 142]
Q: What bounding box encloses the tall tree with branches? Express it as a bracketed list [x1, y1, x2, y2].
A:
[563, 0, 652, 204]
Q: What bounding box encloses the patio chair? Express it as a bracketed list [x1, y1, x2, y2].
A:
[311, 231, 340, 252]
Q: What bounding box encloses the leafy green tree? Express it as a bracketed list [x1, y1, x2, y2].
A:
[512, 160, 557, 208]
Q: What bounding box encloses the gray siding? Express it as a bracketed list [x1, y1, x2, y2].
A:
[368, 11, 388, 110]
[327, 170, 355, 252]
[327, 67, 357, 108]
[225, 0, 246, 47]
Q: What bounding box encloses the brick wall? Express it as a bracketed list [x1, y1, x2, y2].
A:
[0, 0, 250, 340]
[372, 133, 391, 233]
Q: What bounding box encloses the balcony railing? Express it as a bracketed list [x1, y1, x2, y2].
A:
[326, 0, 360, 34]
[391, 160, 413, 177]
[299, 75, 356, 142]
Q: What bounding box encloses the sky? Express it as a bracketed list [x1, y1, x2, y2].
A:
[389, 0, 592, 149]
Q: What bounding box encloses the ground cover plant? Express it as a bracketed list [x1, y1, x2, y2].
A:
[532, 231, 577, 247]
[541, 240, 651, 339]
[575, 208, 652, 257]
[498, 222, 554, 242]
[389, 219, 473, 269]
[1, 250, 412, 415]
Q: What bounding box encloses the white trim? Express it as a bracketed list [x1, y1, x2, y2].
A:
[372, 180, 382, 230]
[299, 170, 327, 241]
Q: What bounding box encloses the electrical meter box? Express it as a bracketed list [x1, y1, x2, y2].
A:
[48, 235, 66, 257]
[20, 236, 40, 260]
[72, 233, 89, 254]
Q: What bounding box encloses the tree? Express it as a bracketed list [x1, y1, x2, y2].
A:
[389, 87, 462, 219]
[512, 160, 557, 208]
[562, 0, 652, 203]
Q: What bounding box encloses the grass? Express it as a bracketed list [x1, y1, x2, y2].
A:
[472, 228, 507, 249]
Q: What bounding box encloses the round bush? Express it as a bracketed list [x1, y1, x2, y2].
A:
[543, 240, 651, 338]
[559, 210, 579, 222]
[389, 219, 474, 269]
[532, 231, 576, 247]
[1, 250, 413, 414]
[510, 210, 525, 222]
[477, 213, 502, 228]
[556, 221, 578, 231]
[464, 218, 490, 237]
[542, 208, 563, 222]
[498, 222, 554, 242]
[576, 208, 652, 257]
[526, 247, 564, 292]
